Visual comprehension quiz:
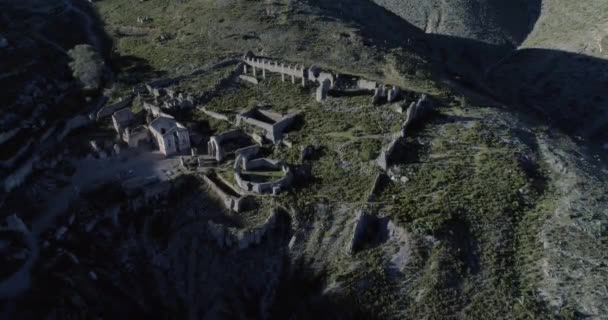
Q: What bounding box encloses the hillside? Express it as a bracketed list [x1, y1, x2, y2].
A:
[1, 0, 607, 319]
[369, 0, 540, 47]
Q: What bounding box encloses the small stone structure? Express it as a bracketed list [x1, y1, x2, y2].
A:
[236, 108, 296, 144]
[234, 152, 293, 195]
[207, 129, 256, 162]
[202, 172, 248, 213]
[316, 78, 332, 102]
[149, 115, 191, 156]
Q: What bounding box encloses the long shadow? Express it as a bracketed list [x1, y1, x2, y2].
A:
[308, 0, 608, 141]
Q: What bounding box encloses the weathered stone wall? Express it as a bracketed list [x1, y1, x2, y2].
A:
[376, 95, 433, 170]
[234, 145, 260, 160]
[269, 115, 296, 143]
[96, 96, 134, 120]
[3, 154, 38, 192]
[0, 140, 33, 169]
[235, 161, 293, 195]
[202, 174, 246, 213]
[0, 128, 20, 145]
[200, 107, 230, 122]
[208, 129, 248, 162]
[357, 79, 378, 90]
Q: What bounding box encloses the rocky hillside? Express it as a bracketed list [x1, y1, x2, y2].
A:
[367, 0, 608, 140]
[369, 0, 539, 46]
[1, 0, 607, 319]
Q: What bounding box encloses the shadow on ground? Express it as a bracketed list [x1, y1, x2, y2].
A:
[309, 0, 608, 142]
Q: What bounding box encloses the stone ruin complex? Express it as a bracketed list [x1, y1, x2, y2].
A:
[235, 108, 297, 144]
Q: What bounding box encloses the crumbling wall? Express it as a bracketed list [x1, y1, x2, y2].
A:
[401, 94, 432, 135]
[316, 78, 331, 102]
[234, 159, 293, 195]
[376, 134, 401, 171]
[237, 110, 296, 144]
[376, 95, 433, 170]
[234, 145, 260, 160]
[207, 130, 248, 162]
[243, 54, 306, 86]
[96, 96, 134, 120]
[199, 107, 230, 122]
[0, 140, 33, 169]
[357, 79, 378, 90]
[202, 174, 246, 212]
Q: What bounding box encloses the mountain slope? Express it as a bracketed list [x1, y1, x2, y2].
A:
[369, 0, 540, 46]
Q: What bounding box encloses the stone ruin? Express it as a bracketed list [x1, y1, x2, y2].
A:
[235, 108, 297, 144]
[110, 107, 191, 156]
[202, 172, 249, 213]
[376, 94, 433, 171]
[207, 129, 257, 162]
[234, 153, 293, 196]
[206, 209, 282, 250]
[142, 85, 195, 112]
[242, 52, 306, 86]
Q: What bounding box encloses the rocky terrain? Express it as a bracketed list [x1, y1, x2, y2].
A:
[1, 0, 608, 319]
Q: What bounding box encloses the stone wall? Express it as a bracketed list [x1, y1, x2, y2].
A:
[234, 158, 293, 195]
[207, 129, 249, 162]
[0, 139, 33, 169]
[236, 110, 296, 144]
[243, 54, 306, 86]
[367, 173, 386, 201]
[199, 107, 230, 122]
[376, 134, 401, 171]
[0, 128, 19, 145]
[202, 174, 247, 213]
[96, 96, 134, 120]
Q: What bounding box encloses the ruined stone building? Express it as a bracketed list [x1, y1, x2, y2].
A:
[234, 156, 293, 195]
[207, 130, 256, 162]
[123, 125, 150, 148]
[148, 115, 190, 156]
[236, 108, 296, 144]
